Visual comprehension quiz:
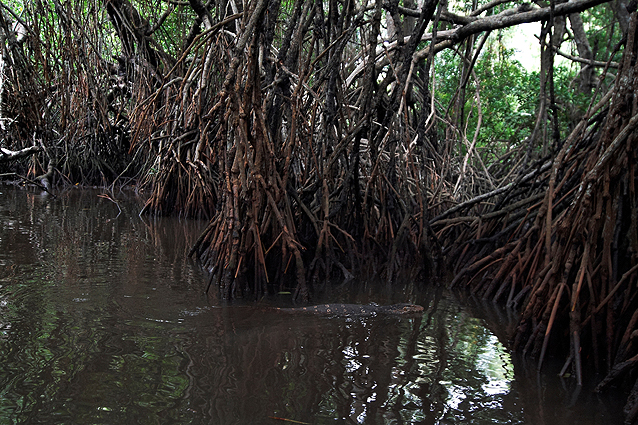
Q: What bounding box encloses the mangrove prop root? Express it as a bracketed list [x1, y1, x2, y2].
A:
[435, 10, 638, 420]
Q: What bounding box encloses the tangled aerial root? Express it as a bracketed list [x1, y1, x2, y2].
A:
[433, 10, 638, 421]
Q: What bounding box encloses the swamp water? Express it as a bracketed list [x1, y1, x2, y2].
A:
[0, 185, 624, 424]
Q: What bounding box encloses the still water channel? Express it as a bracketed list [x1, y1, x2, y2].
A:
[0, 185, 624, 424]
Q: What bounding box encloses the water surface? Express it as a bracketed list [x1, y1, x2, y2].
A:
[0, 185, 624, 424]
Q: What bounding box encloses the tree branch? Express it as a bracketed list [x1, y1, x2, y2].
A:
[347, 0, 611, 87]
[416, 0, 612, 60]
[553, 45, 620, 68]
[0, 145, 41, 163]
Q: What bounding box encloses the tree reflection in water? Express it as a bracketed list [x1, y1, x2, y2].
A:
[0, 186, 622, 424]
[178, 290, 517, 424]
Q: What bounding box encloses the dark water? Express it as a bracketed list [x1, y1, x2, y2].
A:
[0, 185, 624, 424]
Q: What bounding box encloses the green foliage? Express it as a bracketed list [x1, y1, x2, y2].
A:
[473, 47, 536, 155]
[434, 36, 537, 164]
[551, 65, 591, 131]
[433, 11, 616, 166]
[582, 3, 624, 63]
[146, 3, 198, 59]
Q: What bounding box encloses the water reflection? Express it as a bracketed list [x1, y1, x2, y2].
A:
[0, 185, 624, 424]
[172, 297, 516, 424]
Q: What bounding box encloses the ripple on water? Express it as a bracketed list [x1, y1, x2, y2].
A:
[0, 186, 626, 425]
